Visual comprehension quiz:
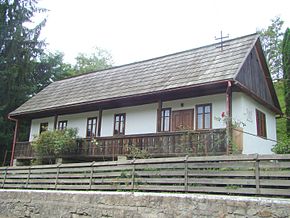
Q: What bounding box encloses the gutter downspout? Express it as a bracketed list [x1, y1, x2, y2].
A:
[7, 114, 19, 166]
[226, 80, 233, 155]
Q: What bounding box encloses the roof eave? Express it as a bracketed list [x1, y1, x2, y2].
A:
[234, 81, 282, 115]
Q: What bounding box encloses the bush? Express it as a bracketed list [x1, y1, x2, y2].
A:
[272, 135, 290, 154]
[31, 128, 78, 159]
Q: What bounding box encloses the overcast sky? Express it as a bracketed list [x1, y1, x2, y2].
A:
[37, 0, 290, 66]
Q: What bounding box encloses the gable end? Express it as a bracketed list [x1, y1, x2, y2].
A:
[234, 43, 281, 113]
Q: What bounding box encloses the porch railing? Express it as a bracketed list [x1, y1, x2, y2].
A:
[14, 128, 227, 160]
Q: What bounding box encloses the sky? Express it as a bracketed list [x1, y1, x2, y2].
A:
[36, 0, 290, 66]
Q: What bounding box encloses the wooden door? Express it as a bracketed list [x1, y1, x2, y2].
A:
[172, 109, 194, 131]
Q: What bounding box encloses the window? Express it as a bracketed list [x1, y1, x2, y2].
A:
[58, 120, 67, 130]
[114, 113, 126, 135]
[256, 109, 267, 137]
[161, 108, 171, 131]
[86, 117, 97, 138]
[196, 104, 212, 129]
[39, 122, 48, 134]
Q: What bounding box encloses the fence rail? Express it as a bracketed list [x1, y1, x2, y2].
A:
[1, 154, 290, 197]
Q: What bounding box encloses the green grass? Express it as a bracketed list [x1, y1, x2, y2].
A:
[273, 81, 288, 153]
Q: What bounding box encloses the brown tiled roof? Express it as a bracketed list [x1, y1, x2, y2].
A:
[10, 34, 259, 116]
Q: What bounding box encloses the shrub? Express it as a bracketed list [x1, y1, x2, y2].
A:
[272, 135, 290, 154]
[31, 128, 78, 159]
[125, 144, 150, 159]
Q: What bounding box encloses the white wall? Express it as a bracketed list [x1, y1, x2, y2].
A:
[163, 94, 226, 129]
[58, 111, 100, 138]
[29, 111, 100, 140]
[29, 116, 55, 141]
[29, 95, 228, 141]
[232, 92, 277, 154]
[101, 103, 158, 136]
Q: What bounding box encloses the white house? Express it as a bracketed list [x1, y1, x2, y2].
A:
[9, 33, 281, 163]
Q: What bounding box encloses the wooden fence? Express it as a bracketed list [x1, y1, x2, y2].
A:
[1, 154, 290, 197]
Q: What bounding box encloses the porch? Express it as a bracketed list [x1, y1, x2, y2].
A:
[14, 129, 228, 162]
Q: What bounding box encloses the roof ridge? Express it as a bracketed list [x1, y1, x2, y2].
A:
[54, 32, 258, 83]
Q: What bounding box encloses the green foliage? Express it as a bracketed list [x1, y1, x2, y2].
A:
[272, 139, 289, 154]
[273, 28, 290, 154]
[258, 16, 284, 79]
[31, 128, 78, 158]
[126, 144, 150, 159]
[0, 0, 113, 165]
[226, 184, 240, 190]
[272, 81, 289, 153]
[32, 51, 75, 91]
[0, 0, 47, 164]
[282, 28, 290, 138]
[74, 47, 113, 75]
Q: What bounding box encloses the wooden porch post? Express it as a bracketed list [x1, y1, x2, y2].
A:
[226, 81, 233, 154]
[8, 115, 19, 166]
[53, 114, 58, 130]
[97, 109, 103, 136]
[157, 100, 162, 132]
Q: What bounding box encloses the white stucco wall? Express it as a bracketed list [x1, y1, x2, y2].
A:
[232, 92, 277, 154]
[101, 103, 158, 136]
[162, 94, 226, 129]
[58, 111, 100, 138]
[29, 95, 227, 140]
[29, 116, 55, 141]
[29, 111, 100, 141]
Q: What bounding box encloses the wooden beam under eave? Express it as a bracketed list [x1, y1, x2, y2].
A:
[156, 100, 162, 132]
[97, 109, 103, 136]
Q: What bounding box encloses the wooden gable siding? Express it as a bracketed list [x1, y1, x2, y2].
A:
[235, 47, 274, 107]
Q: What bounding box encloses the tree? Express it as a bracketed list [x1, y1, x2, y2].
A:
[31, 51, 74, 92]
[74, 47, 113, 75]
[0, 1, 114, 165]
[258, 16, 284, 80]
[271, 28, 290, 154]
[0, 0, 50, 165]
[282, 28, 290, 138]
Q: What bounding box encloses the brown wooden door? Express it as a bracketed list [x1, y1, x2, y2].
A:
[172, 109, 194, 131]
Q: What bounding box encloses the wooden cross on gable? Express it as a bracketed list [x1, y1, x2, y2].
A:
[215, 31, 229, 51]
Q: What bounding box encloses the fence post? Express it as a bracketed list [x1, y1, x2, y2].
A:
[25, 166, 31, 188]
[55, 163, 61, 190]
[131, 159, 136, 191]
[89, 161, 95, 190]
[184, 155, 188, 192]
[2, 167, 8, 188]
[254, 154, 260, 195]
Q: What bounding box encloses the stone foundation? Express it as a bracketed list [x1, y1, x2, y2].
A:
[0, 190, 289, 218]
